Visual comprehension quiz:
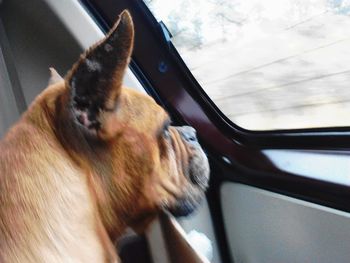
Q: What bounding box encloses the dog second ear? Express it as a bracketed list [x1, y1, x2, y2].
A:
[49, 68, 63, 85]
[65, 10, 134, 138]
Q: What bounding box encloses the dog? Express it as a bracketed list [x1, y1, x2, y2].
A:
[0, 10, 209, 263]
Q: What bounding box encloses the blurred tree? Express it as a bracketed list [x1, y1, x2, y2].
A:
[143, 0, 242, 50]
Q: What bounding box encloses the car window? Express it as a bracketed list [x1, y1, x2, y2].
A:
[143, 0, 350, 131]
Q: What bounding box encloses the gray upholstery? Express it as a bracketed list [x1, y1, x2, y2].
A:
[222, 183, 350, 263]
[0, 29, 19, 137]
[0, 0, 82, 137]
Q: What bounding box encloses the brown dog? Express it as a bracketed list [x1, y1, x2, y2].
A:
[0, 10, 209, 263]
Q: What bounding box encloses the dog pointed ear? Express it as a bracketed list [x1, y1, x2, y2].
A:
[48, 67, 63, 85]
[65, 10, 134, 138]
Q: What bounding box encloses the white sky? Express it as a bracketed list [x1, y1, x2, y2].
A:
[147, 0, 350, 49]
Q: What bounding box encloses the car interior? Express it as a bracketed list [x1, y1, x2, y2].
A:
[1, 0, 350, 263]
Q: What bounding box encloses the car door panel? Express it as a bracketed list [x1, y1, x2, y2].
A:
[222, 182, 350, 263]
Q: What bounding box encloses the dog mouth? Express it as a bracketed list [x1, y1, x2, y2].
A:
[167, 190, 205, 217]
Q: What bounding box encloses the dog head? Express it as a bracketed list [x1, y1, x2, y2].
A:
[62, 11, 209, 234]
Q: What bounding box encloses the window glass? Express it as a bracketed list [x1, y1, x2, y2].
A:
[144, 0, 350, 130]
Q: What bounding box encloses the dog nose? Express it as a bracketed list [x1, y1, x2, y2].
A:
[180, 126, 198, 143]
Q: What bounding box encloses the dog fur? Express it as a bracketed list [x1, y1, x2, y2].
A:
[0, 11, 209, 263]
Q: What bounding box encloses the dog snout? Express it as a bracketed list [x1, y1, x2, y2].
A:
[167, 125, 210, 218]
[174, 125, 209, 188]
[177, 126, 198, 143]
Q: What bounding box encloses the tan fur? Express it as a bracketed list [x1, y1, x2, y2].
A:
[0, 10, 209, 263]
[0, 83, 108, 262]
